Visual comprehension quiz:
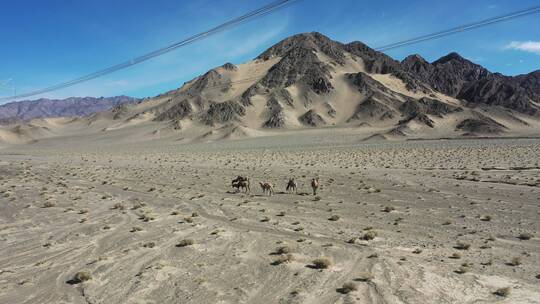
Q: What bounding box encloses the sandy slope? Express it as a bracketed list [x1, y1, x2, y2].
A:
[0, 133, 539, 304]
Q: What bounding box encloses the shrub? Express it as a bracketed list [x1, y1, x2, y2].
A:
[454, 241, 471, 250]
[507, 257, 521, 266]
[43, 201, 56, 208]
[382, 206, 395, 213]
[72, 271, 92, 283]
[276, 246, 291, 254]
[112, 203, 125, 210]
[361, 230, 378, 241]
[517, 233, 533, 240]
[328, 215, 340, 221]
[312, 258, 332, 269]
[176, 239, 194, 247]
[340, 282, 358, 293]
[493, 287, 510, 297]
[355, 272, 374, 282]
[272, 253, 294, 265]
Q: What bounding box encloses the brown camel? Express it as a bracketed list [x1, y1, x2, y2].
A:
[286, 178, 297, 194]
[260, 182, 275, 196]
[311, 178, 320, 195]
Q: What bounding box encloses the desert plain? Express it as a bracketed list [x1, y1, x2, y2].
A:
[0, 131, 539, 304]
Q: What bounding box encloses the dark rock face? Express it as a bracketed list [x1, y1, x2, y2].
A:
[260, 47, 334, 94]
[0, 96, 138, 123]
[458, 77, 538, 115]
[398, 113, 435, 128]
[155, 99, 193, 121]
[299, 109, 326, 127]
[399, 97, 462, 118]
[187, 69, 231, 94]
[201, 101, 245, 126]
[221, 62, 238, 71]
[345, 41, 401, 74]
[257, 32, 345, 64]
[456, 117, 506, 134]
[399, 52, 539, 115]
[348, 96, 396, 122]
[262, 95, 285, 128]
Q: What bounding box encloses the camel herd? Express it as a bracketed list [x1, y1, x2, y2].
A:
[231, 176, 319, 196]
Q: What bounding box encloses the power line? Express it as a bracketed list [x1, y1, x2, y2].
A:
[2, 4, 539, 102]
[375, 5, 540, 51]
[0, 0, 299, 102]
[173, 6, 540, 94]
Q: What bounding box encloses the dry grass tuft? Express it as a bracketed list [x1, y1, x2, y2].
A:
[454, 241, 471, 250]
[493, 287, 511, 297]
[355, 272, 374, 282]
[339, 282, 358, 294]
[506, 257, 521, 266]
[275, 246, 291, 254]
[272, 253, 294, 265]
[176, 239, 194, 247]
[360, 230, 378, 241]
[312, 258, 332, 269]
[517, 233, 533, 240]
[43, 201, 56, 208]
[328, 215, 340, 221]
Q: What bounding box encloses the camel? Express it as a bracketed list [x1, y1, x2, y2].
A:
[260, 182, 275, 196]
[231, 176, 250, 194]
[286, 178, 297, 194]
[311, 178, 320, 195]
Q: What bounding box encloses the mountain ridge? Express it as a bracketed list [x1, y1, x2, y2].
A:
[0, 96, 139, 124]
[1, 32, 539, 145]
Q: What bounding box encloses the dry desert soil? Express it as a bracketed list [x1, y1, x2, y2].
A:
[0, 133, 539, 304]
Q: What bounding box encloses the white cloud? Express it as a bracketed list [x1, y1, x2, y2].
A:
[505, 41, 540, 54]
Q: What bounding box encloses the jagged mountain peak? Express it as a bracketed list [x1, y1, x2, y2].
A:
[402, 54, 429, 65]
[256, 32, 345, 62]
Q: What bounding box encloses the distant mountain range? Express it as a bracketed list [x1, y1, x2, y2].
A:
[1, 32, 539, 144]
[0, 96, 139, 124]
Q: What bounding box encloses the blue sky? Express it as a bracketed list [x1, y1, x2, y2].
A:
[0, 0, 539, 103]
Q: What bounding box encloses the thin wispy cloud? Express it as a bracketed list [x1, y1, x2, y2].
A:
[505, 41, 540, 55]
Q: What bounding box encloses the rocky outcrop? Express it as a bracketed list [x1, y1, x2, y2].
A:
[201, 101, 245, 126]
[155, 99, 193, 121]
[299, 109, 326, 127]
[262, 95, 285, 128]
[456, 117, 506, 134]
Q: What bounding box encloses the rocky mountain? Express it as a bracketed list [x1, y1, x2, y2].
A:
[0, 96, 138, 124]
[1, 32, 539, 144]
[129, 32, 538, 137]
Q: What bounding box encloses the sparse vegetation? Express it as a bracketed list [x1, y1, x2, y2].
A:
[312, 258, 332, 269]
[176, 239, 194, 247]
[493, 287, 511, 297]
[517, 233, 533, 240]
[275, 246, 291, 254]
[454, 241, 471, 250]
[339, 282, 358, 294]
[360, 230, 377, 241]
[43, 201, 56, 208]
[355, 272, 374, 282]
[382, 206, 395, 213]
[328, 215, 340, 221]
[272, 253, 294, 265]
[506, 257, 521, 266]
[71, 271, 92, 284]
